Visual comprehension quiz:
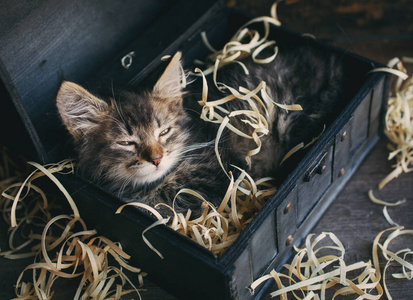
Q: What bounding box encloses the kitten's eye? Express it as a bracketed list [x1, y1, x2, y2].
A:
[117, 141, 135, 146]
[159, 127, 171, 137]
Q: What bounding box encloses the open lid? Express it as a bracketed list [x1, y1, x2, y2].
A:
[0, 0, 221, 163]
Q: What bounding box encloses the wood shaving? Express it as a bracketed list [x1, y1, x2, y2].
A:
[195, 66, 302, 171]
[373, 57, 412, 189]
[372, 227, 413, 300]
[117, 171, 276, 257]
[250, 226, 413, 299]
[368, 189, 406, 226]
[368, 189, 406, 207]
[8, 3, 407, 298]
[251, 60, 413, 299]
[382, 206, 399, 227]
[193, 1, 304, 170]
[199, 1, 282, 78]
[250, 232, 384, 299]
[0, 159, 145, 299]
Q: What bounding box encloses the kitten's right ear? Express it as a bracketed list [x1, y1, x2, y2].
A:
[56, 81, 109, 140]
[153, 52, 184, 98]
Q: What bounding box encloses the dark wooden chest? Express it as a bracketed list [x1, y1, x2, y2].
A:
[0, 1, 390, 299]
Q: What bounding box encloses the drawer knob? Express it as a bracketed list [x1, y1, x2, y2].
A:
[317, 164, 327, 175]
[286, 235, 294, 246]
[284, 202, 292, 214]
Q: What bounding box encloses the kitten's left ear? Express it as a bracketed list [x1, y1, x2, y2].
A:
[56, 81, 109, 141]
[153, 52, 185, 98]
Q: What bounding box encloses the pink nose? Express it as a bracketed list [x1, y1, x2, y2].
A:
[151, 155, 162, 167]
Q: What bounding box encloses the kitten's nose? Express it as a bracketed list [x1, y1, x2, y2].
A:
[151, 155, 163, 167]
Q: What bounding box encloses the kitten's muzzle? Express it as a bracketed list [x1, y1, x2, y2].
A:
[141, 144, 164, 167]
[151, 154, 163, 167]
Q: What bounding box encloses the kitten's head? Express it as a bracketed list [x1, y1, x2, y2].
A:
[56, 52, 190, 194]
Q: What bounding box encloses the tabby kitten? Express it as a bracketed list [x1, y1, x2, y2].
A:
[57, 53, 229, 214]
[56, 41, 345, 214]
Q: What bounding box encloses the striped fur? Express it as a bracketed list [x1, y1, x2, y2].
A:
[56, 42, 346, 214]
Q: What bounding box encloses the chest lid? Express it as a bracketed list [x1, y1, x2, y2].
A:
[0, 0, 222, 163]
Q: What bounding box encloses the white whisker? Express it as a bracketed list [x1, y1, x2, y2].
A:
[181, 140, 215, 154]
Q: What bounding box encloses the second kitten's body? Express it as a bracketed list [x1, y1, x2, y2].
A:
[199, 39, 345, 179]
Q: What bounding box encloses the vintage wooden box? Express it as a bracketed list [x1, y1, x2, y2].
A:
[0, 0, 390, 299]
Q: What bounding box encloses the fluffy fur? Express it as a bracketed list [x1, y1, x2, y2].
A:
[57, 53, 229, 214]
[56, 41, 346, 214]
[211, 40, 346, 179]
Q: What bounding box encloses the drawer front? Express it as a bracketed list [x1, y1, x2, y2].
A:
[350, 91, 372, 157]
[369, 77, 387, 138]
[251, 212, 278, 279]
[334, 90, 372, 180]
[231, 211, 279, 299]
[232, 246, 252, 300]
[334, 119, 352, 180]
[276, 186, 298, 254]
[297, 145, 333, 224]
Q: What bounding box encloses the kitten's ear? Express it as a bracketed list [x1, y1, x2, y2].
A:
[153, 52, 184, 98]
[56, 81, 109, 140]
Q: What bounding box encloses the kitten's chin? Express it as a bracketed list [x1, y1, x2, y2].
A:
[136, 168, 169, 185]
[132, 156, 177, 185]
